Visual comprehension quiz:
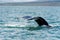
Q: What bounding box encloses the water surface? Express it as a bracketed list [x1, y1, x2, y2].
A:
[0, 6, 60, 40]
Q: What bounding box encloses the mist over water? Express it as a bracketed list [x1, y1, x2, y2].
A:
[0, 6, 60, 40]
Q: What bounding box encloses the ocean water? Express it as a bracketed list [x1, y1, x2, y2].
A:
[0, 6, 60, 40]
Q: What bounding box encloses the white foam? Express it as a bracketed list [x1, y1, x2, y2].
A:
[0, 22, 28, 28]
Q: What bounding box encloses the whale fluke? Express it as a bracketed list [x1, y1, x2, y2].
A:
[28, 17, 51, 28]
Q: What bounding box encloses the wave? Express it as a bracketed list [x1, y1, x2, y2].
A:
[0, 23, 59, 28]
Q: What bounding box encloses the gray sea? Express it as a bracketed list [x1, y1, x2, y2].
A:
[0, 6, 60, 40]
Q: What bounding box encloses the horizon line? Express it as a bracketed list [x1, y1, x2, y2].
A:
[0, 1, 60, 6]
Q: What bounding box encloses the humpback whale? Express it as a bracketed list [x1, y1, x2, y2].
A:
[28, 17, 51, 28]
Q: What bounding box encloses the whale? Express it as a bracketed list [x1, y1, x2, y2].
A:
[28, 17, 51, 28]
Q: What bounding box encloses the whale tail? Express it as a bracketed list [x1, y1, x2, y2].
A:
[28, 17, 52, 28]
